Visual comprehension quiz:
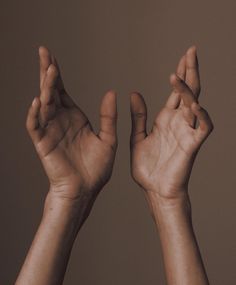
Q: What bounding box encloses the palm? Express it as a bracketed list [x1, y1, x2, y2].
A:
[26, 47, 117, 198]
[37, 107, 115, 193]
[130, 47, 213, 198]
[131, 106, 198, 197]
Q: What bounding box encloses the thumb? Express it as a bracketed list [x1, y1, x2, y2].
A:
[130, 92, 147, 145]
[98, 90, 118, 148]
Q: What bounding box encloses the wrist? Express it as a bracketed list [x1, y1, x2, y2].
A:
[143, 188, 192, 221]
[43, 185, 98, 230]
[48, 182, 99, 208]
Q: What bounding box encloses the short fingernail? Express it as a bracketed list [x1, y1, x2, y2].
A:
[32, 98, 37, 106]
[47, 64, 55, 73]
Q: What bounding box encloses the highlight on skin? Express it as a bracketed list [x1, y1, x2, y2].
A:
[15, 45, 213, 285]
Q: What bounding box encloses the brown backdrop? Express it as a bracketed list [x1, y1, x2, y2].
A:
[1, 1, 235, 284]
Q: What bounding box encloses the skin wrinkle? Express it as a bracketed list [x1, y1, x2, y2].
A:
[71, 120, 90, 144]
[37, 120, 71, 158]
[16, 46, 211, 285]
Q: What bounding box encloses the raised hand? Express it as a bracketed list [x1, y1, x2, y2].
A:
[16, 47, 118, 285]
[130, 46, 213, 201]
[26, 46, 118, 201]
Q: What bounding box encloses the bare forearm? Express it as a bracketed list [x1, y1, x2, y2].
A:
[144, 190, 209, 285]
[15, 188, 96, 285]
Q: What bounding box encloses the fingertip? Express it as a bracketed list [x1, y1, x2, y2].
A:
[47, 64, 58, 76]
[130, 91, 146, 109]
[130, 91, 142, 99]
[32, 97, 37, 106]
[105, 89, 117, 99]
[130, 91, 141, 103]
[170, 73, 182, 86]
[107, 89, 117, 94]
[187, 45, 197, 55]
[101, 90, 117, 115]
[29, 98, 41, 117]
[26, 97, 41, 131]
[186, 45, 198, 67]
[170, 73, 177, 83]
[38, 45, 44, 54]
[32, 97, 40, 108]
[103, 90, 117, 105]
[39, 45, 50, 56]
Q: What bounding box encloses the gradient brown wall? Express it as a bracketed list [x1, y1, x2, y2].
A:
[1, 1, 235, 284]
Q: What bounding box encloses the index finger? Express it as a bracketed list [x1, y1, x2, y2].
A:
[39, 46, 51, 90]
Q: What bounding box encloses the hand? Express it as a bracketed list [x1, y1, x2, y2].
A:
[26, 46, 118, 202]
[130, 46, 213, 201]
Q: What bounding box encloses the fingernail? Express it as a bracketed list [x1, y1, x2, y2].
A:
[47, 64, 52, 73]
[32, 98, 37, 106]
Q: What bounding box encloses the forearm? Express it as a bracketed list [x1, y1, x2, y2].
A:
[15, 187, 96, 285]
[144, 190, 209, 285]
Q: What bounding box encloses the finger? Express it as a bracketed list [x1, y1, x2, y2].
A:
[50, 54, 65, 93]
[191, 102, 214, 140]
[98, 90, 118, 147]
[170, 74, 198, 126]
[51, 54, 76, 108]
[165, 74, 182, 109]
[41, 64, 58, 104]
[176, 55, 186, 80]
[26, 97, 43, 143]
[170, 74, 197, 108]
[130, 92, 147, 144]
[40, 64, 59, 126]
[39, 46, 51, 90]
[167, 55, 186, 109]
[49, 54, 63, 107]
[185, 46, 201, 98]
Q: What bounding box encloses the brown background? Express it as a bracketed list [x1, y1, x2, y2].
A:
[1, 1, 235, 284]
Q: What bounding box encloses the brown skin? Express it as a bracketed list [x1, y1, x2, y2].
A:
[16, 47, 118, 285]
[16, 45, 213, 285]
[130, 46, 213, 200]
[130, 46, 213, 285]
[26, 47, 118, 200]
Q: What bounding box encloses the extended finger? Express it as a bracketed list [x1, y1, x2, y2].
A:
[176, 55, 186, 81]
[185, 46, 201, 98]
[40, 64, 58, 126]
[98, 90, 118, 148]
[39, 46, 51, 90]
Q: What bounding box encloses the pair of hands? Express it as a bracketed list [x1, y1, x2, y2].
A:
[26, 46, 213, 209]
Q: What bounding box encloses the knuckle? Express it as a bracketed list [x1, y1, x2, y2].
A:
[100, 114, 117, 121]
